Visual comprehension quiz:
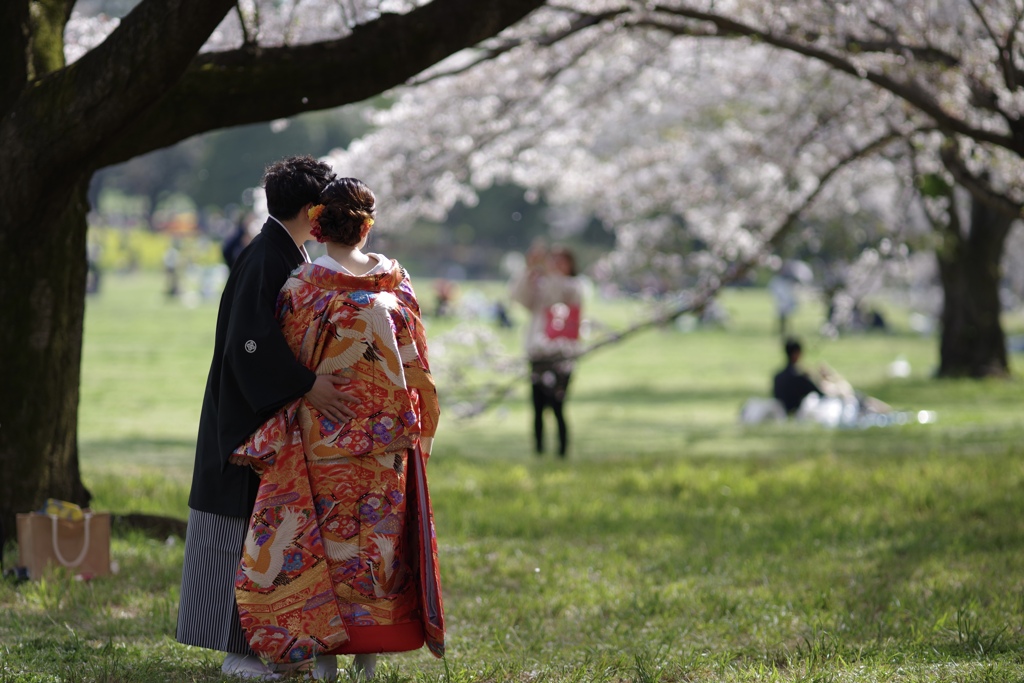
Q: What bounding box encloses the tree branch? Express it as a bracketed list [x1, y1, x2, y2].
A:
[906, 140, 958, 243]
[1004, 6, 1024, 91]
[964, 0, 1022, 129]
[410, 8, 629, 86]
[940, 142, 1024, 219]
[95, 0, 548, 169]
[716, 130, 907, 289]
[840, 38, 960, 68]
[967, 0, 1003, 56]
[409, 40, 527, 88]
[234, 1, 254, 46]
[641, 5, 1023, 157]
[28, 0, 77, 78]
[581, 132, 906, 356]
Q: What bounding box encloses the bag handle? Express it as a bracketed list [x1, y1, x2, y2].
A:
[49, 512, 92, 568]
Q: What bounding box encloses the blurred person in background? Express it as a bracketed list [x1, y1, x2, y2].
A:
[510, 241, 585, 457]
[772, 337, 823, 415]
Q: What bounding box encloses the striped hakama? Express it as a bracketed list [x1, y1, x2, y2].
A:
[176, 508, 255, 656]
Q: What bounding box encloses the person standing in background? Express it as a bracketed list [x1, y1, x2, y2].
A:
[222, 212, 256, 270]
[510, 242, 585, 458]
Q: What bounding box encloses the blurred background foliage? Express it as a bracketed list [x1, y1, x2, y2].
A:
[86, 101, 615, 279]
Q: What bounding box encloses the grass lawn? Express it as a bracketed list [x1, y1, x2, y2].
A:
[3, 270, 1024, 682]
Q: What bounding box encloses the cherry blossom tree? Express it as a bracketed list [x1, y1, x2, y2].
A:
[0, 0, 546, 537]
[329, 0, 1023, 378]
[619, 0, 1023, 378]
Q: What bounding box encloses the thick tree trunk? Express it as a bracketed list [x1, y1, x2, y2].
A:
[0, 180, 92, 541]
[936, 195, 1015, 378]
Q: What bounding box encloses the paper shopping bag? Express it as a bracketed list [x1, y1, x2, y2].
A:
[16, 511, 112, 579]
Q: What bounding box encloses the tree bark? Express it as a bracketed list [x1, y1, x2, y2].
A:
[0, 0, 29, 113]
[0, 182, 92, 539]
[935, 191, 1016, 378]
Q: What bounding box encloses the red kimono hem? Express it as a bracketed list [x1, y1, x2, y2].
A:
[327, 621, 426, 655]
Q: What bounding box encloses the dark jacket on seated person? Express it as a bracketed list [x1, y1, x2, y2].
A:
[773, 363, 822, 415]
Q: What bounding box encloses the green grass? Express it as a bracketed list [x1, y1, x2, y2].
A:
[3, 271, 1024, 682]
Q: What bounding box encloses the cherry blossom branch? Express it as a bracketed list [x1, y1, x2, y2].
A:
[638, 5, 1023, 156]
[410, 8, 629, 86]
[1007, 5, 1024, 90]
[940, 143, 1024, 219]
[579, 129, 907, 357]
[968, 0, 1004, 56]
[969, 0, 1024, 97]
[391, 26, 655, 209]
[836, 39, 959, 67]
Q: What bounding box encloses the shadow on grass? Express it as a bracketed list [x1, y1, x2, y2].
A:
[81, 436, 197, 454]
[573, 383, 751, 406]
[438, 444, 1024, 645]
[80, 437, 198, 473]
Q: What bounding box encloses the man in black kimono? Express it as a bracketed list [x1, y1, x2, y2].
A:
[177, 156, 358, 680]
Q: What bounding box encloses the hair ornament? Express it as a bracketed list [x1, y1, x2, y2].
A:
[360, 217, 375, 240]
[308, 204, 326, 243]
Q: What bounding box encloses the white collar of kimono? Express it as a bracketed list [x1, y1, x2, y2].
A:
[268, 215, 311, 263]
[314, 253, 385, 276]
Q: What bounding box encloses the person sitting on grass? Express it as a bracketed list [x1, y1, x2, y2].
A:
[772, 337, 823, 415]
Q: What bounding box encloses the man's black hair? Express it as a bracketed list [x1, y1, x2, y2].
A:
[784, 337, 802, 360]
[263, 155, 336, 220]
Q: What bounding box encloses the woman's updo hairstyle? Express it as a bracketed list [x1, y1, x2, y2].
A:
[317, 178, 377, 245]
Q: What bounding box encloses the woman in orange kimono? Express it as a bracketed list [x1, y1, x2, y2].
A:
[231, 178, 443, 679]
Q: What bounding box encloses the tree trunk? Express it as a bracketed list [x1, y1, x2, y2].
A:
[936, 193, 1016, 378]
[0, 179, 92, 541]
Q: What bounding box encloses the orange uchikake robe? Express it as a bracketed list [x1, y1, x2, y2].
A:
[231, 259, 443, 667]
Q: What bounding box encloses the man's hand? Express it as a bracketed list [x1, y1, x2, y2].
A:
[305, 375, 360, 423]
